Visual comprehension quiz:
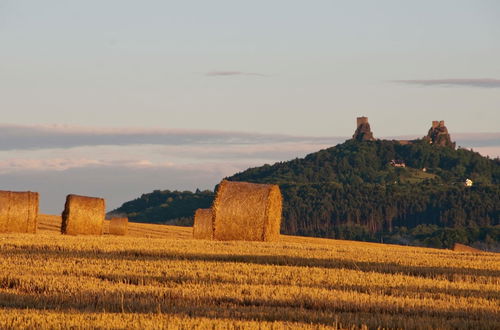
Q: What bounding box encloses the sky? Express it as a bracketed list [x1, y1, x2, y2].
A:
[1, 1, 499, 213]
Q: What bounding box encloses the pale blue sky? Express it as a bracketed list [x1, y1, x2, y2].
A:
[2, 0, 500, 135]
[1, 1, 499, 212]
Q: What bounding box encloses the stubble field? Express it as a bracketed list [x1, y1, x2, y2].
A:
[0, 215, 498, 329]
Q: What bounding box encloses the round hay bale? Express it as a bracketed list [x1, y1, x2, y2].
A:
[453, 243, 482, 253]
[0, 190, 39, 233]
[109, 217, 128, 236]
[212, 180, 282, 242]
[61, 194, 105, 235]
[193, 208, 213, 240]
[37, 214, 63, 232]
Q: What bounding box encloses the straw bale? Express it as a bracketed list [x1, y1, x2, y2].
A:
[453, 243, 482, 253]
[109, 217, 128, 236]
[193, 208, 213, 239]
[61, 194, 105, 235]
[212, 180, 282, 242]
[0, 190, 39, 233]
[37, 214, 62, 232]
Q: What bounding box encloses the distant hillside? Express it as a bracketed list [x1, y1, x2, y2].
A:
[110, 189, 214, 226]
[111, 136, 500, 250]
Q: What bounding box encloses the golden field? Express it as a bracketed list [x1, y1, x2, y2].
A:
[0, 215, 498, 329]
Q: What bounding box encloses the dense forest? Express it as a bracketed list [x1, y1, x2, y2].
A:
[111, 189, 214, 226]
[111, 139, 500, 250]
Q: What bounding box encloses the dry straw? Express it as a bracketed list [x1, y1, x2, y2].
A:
[193, 208, 213, 240]
[109, 217, 128, 236]
[36, 214, 62, 232]
[453, 243, 482, 253]
[0, 190, 38, 233]
[61, 194, 105, 235]
[212, 180, 282, 242]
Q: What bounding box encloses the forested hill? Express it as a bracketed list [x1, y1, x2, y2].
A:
[111, 139, 500, 250]
[110, 189, 214, 226]
[230, 139, 499, 186]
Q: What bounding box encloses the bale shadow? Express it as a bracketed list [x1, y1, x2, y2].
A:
[0, 288, 497, 327]
[2, 246, 499, 280]
[93, 272, 500, 301]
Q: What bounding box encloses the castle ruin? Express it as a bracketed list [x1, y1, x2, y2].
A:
[425, 120, 455, 148]
[350, 117, 455, 148]
[352, 116, 375, 141]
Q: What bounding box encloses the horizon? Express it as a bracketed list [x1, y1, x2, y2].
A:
[1, 119, 498, 214]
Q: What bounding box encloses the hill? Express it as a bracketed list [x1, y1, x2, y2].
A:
[227, 139, 500, 249]
[110, 189, 214, 226]
[0, 216, 498, 328]
[111, 129, 500, 250]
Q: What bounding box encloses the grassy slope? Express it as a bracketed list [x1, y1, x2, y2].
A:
[0, 215, 498, 329]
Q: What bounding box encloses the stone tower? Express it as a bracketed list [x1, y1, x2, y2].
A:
[425, 120, 455, 148]
[353, 116, 375, 141]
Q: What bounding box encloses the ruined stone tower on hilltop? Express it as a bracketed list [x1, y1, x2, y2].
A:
[424, 120, 455, 148]
[352, 116, 375, 141]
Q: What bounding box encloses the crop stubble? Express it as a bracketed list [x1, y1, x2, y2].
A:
[0, 218, 498, 329]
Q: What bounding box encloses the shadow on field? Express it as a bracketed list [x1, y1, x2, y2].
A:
[93, 273, 500, 301]
[3, 245, 499, 280]
[0, 287, 496, 327]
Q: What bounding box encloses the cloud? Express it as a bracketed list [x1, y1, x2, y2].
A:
[0, 158, 102, 173]
[0, 123, 339, 151]
[0, 140, 337, 175]
[0, 157, 178, 174]
[4, 123, 497, 154]
[205, 71, 268, 77]
[394, 78, 500, 88]
[154, 142, 335, 161]
[1, 123, 498, 175]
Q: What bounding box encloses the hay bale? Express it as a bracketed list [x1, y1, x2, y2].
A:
[212, 180, 282, 242]
[193, 208, 213, 240]
[0, 190, 39, 233]
[37, 214, 63, 232]
[453, 243, 482, 253]
[109, 217, 128, 236]
[61, 194, 105, 235]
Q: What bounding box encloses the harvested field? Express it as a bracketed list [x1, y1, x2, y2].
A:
[40, 214, 192, 239]
[0, 190, 38, 233]
[1, 221, 499, 329]
[212, 180, 282, 241]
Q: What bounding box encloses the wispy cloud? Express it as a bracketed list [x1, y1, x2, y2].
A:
[0, 124, 339, 151]
[2, 123, 499, 154]
[0, 157, 177, 174]
[205, 71, 268, 77]
[0, 140, 336, 175]
[394, 78, 500, 88]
